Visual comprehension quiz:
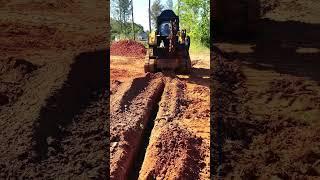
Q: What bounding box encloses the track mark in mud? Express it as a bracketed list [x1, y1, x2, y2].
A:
[32, 49, 107, 161]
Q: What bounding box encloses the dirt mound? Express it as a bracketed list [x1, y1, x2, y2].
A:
[148, 124, 204, 179]
[156, 77, 187, 121]
[110, 40, 146, 58]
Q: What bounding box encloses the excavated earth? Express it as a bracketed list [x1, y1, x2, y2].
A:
[0, 0, 109, 178]
[212, 0, 320, 178]
[110, 50, 210, 179]
[212, 47, 320, 179]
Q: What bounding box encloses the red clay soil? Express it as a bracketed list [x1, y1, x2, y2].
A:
[142, 123, 204, 179]
[110, 40, 146, 58]
[110, 73, 165, 179]
[139, 78, 206, 179]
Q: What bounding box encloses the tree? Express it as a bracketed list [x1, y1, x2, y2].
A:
[177, 0, 210, 47]
[111, 0, 131, 35]
[151, 0, 164, 29]
[166, 0, 173, 10]
[111, 18, 144, 40]
[130, 0, 135, 40]
[149, 0, 151, 32]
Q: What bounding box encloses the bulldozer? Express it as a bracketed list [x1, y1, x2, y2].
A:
[144, 10, 192, 73]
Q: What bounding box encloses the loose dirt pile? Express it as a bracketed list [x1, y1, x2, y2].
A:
[142, 123, 204, 179]
[111, 40, 146, 58]
[211, 47, 320, 179]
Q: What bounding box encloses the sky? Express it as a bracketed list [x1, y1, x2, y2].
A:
[111, 0, 177, 31]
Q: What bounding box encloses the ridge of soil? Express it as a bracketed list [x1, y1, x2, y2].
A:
[139, 78, 206, 179]
[110, 73, 165, 179]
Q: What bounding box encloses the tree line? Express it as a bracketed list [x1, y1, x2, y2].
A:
[111, 0, 209, 48]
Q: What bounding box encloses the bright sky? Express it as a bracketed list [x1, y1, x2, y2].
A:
[111, 0, 177, 32]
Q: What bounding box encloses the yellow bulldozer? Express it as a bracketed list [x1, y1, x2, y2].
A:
[144, 10, 192, 74]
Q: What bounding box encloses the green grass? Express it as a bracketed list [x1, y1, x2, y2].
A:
[142, 39, 209, 53]
[189, 41, 209, 54]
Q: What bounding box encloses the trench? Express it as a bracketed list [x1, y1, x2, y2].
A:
[129, 83, 164, 179]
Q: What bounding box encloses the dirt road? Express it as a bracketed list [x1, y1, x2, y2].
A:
[110, 51, 210, 179]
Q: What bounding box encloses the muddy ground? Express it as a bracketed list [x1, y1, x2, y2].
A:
[110, 51, 210, 179]
[0, 0, 109, 178]
[212, 0, 320, 179]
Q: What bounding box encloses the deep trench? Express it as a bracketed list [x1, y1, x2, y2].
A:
[129, 85, 164, 179]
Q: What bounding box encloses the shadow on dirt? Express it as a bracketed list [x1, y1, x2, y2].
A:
[170, 67, 211, 88]
[217, 19, 320, 82]
[32, 49, 109, 161]
[160, 67, 210, 88]
[185, 67, 211, 87]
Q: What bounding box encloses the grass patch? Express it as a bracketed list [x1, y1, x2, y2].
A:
[190, 41, 209, 54]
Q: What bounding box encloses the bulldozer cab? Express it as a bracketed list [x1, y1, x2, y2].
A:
[156, 10, 179, 33]
[159, 22, 171, 36]
[145, 10, 191, 74]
